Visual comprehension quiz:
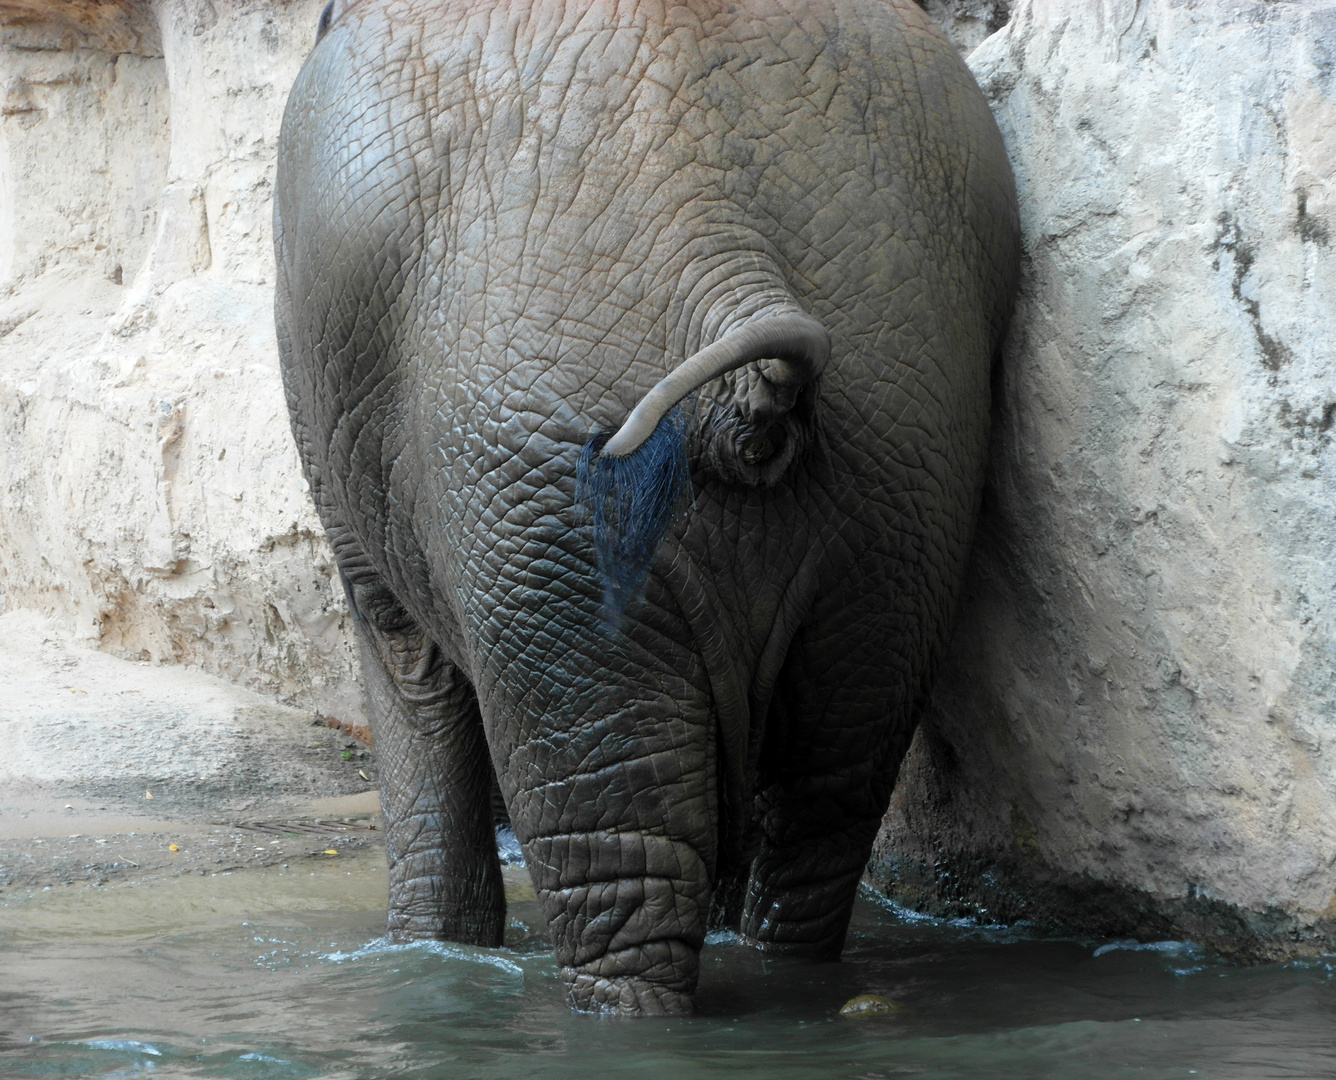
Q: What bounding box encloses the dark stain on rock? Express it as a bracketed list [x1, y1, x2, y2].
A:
[866, 837, 1336, 964]
[1277, 400, 1336, 438]
[1213, 212, 1292, 372]
[913, 0, 1011, 40]
[869, 719, 1336, 963]
[1310, 10, 1336, 90]
[1295, 190, 1330, 246]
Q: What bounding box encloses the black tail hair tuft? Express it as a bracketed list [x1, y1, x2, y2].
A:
[576, 405, 690, 628]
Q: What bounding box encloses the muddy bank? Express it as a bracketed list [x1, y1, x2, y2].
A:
[0, 790, 382, 897]
[0, 610, 383, 900]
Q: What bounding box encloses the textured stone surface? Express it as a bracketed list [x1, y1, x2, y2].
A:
[0, 0, 361, 718]
[869, 0, 1336, 958]
[916, 0, 1010, 53]
[0, 0, 158, 54]
[0, 609, 375, 816]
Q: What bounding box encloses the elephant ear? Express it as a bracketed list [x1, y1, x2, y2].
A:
[577, 405, 690, 628]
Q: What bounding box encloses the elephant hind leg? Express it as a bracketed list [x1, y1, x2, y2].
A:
[342, 563, 505, 947]
[741, 594, 919, 958]
[530, 830, 711, 1015]
[707, 865, 750, 933]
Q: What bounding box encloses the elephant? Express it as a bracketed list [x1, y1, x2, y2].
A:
[274, 0, 1018, 1015]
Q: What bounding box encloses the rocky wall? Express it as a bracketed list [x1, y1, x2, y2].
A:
[869, 0, 1336, 959]
[0, 0, 361, 719]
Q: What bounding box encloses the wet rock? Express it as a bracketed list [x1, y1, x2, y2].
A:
[872, 0, 1336, 959]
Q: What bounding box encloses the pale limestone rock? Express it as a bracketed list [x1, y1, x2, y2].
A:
[870, 0, 1336, 957]
[0, 609, 372, 808]
[0, 0, 360, 719]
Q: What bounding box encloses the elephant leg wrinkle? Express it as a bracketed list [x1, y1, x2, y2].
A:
[275, 0, 1019, 1016]
[347, 565, 506, 948]
[526, 829, 712, 1012]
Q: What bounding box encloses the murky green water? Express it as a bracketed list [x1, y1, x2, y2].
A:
[3, 865, 1335, 1079]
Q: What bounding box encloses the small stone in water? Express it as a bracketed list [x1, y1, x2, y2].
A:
[839, 994, 901, 1017]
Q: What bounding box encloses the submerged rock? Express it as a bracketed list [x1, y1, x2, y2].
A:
[839, 994, 902, 1017]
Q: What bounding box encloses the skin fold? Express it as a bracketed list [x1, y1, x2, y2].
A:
[274, 0, 1019, 1015]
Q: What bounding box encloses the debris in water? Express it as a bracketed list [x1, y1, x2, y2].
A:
[839, 994, 902, 1017]
[315, 714, 375, 748]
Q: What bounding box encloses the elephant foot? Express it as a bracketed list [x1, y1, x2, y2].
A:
[387, 907, 505, 949]
[736, 933, 843, 961]
[737, 889, 855, 961]
[563, 970, 696, 1016]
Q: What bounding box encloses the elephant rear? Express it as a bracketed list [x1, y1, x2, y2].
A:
[275, 0, 1018, 1015]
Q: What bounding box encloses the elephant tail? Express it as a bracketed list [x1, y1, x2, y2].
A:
[577, 311, 829, 625]
[599, 311, 829, 458]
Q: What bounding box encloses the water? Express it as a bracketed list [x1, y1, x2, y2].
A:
[3, 862, 1336, 1079]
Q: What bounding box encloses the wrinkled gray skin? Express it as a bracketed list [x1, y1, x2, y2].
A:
[275, 0, 1018, 1015]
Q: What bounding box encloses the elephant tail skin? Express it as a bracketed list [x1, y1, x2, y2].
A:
[577, 311, 829, 625]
